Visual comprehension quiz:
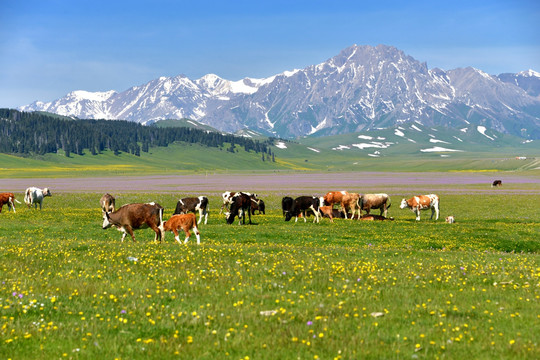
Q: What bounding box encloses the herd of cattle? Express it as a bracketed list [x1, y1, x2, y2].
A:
[1, 187, 452, 245]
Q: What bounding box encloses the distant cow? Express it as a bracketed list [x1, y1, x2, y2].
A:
[358, 214, 394, 221]
[322, 191, 350, 218]
[281, 196, 294, 218]
[226, 193, 252, 225]
[492, 180, 502, 187]
[445, 216, 455, 224]
[24, 187, 52, 210]
[174, 196, 209, 224]
[100, 193, 116, 213]
[400, 194, 440, 221]
[0, 193, 21, 213]
[163, 213, 200, 245]
[286, 196, 321, 223]
[102, 202, 164, 242]
[360, 193, 391, 218]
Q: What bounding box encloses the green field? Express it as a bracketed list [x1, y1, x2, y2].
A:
[1, 187, 539, 359]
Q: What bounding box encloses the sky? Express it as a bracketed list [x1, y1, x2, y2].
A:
[0, 0, 539, 108]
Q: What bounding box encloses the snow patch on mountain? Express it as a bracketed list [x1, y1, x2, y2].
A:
[477, 126, 495, 140]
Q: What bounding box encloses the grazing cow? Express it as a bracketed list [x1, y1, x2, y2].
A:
[360, 193, 391, 218]
[322, 191, 350, 218]
[286, 196, 321, 223]
[24, 187, 52, 210]
[399, 194, 440, 221]
[492, 180, 502, 187]
[445, 216, 455, 224]
[220, 191, 258, 214]
[358, 214, 394, 221]
[174, 196, 209, 224]
[226, 193, 252, 225]
[163, 213, 200, 245]
[251, 198, 265, 215]
[281, 196, 294, 218]
[102, 202, 164, 242]
[100, 193, 116, 213]
[0, 193, 21, 213]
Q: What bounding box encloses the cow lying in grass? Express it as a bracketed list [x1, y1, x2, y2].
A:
[163, 213, 200, 245]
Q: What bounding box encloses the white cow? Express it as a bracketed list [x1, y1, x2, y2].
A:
[24, 187, 52, 210]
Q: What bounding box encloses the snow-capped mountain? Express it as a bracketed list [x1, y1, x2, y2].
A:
[19, 45, 540, 139]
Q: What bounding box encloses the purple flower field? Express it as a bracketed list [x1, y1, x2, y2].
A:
[2, 172, 538, 196]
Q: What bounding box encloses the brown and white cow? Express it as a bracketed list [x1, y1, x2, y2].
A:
[174, 196, 209, 224]
[24, 187, 52, 210]
[102, 202, 164, 242]
[0, 193, 21, 213]
[360, 193, 391, 218]
[445, 216, 455, 224]
[321, 191, 350, 219]
[163, 213, 201, 245]
[100, 193, 116, 213]
[342, 192, 362, 220]
[399, 194, 440, 221]
[318, 206, 345, 223]
[251, 198, 265, 215]
[491, 180, 502, 187]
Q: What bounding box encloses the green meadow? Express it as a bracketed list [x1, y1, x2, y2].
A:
[0, 189, 539, 359]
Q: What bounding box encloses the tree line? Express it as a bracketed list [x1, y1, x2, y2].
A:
[0, 109, 276, 160]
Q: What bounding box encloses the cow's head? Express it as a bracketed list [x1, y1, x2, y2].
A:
[318, 197, 326, 208]
[225, 212, 235, 224]
[102, 212, 112, 229]
[399, 199, 408, 209]
[43, 188, 52, 197]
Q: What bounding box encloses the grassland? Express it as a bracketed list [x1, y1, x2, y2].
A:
[1, 186, 539, 359]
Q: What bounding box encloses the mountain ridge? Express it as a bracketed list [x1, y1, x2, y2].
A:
[19, 44, 540, 139]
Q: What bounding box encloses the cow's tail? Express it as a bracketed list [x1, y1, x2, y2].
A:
[158, 207, 165, 239]
[386, 196, 391, 209]
[14, 198, 22, 204]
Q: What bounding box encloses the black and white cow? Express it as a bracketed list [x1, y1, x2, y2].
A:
[174, 196, 209, 225]
[226, 192, 252, 225]
[220, 191, 259, 214]
[285, 196, 321, 223]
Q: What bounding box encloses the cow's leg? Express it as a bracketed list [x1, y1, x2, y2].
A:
[125, 226, 136, 242]
[182, 226, 191, 244]
[197, 208, 203, 224]
[203, 208, 208, 225]
[150, 223, 162, 243]
[341, 203, 348, 219]
[415, 207, 421, 221]
[247, 207, 252, 224]
[172, 229, 182, 245]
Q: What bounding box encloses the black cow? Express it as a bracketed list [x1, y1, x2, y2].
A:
[281, 196, 294, 217]
[174, 196, 209, 225]
[492, 180, 502, 187]
[226, 193, 252, 225]
[285, 196, 321, 223]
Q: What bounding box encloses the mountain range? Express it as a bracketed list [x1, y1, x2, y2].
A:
[19, 44, 540, 139]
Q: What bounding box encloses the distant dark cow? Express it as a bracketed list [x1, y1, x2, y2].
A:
[251, 198, 265, 215]
[0, 192, 21, 213]
[174, 196, 209, 224]
[100, 193, 116, 213]
[492, 180, 502, 187]
[226, 193, 252, 225]
[286, 196, 321, 223]
[281, 196, 294, 217]
[163, 213, 200, 245]
[400, 194, 440, 221]
[322, 191, 350, 218]
[102, 202, 164, 242]
[24, 187, 52, 210]
[360, 193, 391, 218]
[358, 214, 394, 221]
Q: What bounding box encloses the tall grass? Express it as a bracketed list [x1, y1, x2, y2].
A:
[0, 192, 539, 359]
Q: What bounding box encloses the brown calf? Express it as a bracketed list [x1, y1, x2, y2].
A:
[358, 214, 394, 221]
[0, 193, 21, 213]
[318, 206, 345, 223]
[163, 213, 201, 245]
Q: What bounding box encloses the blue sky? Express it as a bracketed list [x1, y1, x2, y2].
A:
[1, 0, 538, 108]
